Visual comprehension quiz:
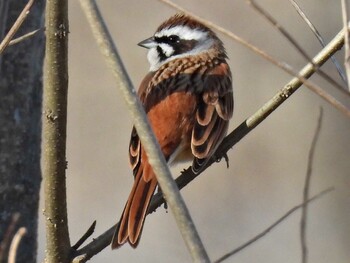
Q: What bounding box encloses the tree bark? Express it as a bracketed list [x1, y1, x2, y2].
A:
[0, 1, 45, 262]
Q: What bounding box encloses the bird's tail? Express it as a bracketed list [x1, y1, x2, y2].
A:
[111, 161, 158, 248]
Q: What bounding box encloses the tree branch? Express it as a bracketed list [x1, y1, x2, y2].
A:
[72, 221, 96, 250]
[247, 0, 347, 94]
[300, 108, 324, 263]
[0, 213, 20, 262]
[71, 20, 346, 263]
[78, 1, 210, 262]
[8, 227, 27, 263]
[8, 28, 44, 46]
[43, 0, 71, 262]
[288, 0, 347, 84]
[214, 188, 334, 263]
[159, 0, 350, 118]
[341, 0, 350, 89]
[0, 0, 34, 54]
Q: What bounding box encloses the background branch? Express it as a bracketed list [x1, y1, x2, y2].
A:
[159, 0, 350, 118]
[300, 108, 324, 263]
[0, 0, 34, 54]
[78, 0, 210, 262]
[288, 0, 347, 84]
[214, 188, 334, 263]
[8, 28, 43, 46]
[72, 21, 346, 263]
[0, 213, 20, 262]
[43, 0, 71, 261]
[8, 227, 27, 263]
[0, 1, 45, 261]
[248, 0, 347, 93]
[341, 0, 350, 88]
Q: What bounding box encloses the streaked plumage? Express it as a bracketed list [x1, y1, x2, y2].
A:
[111, 13, 233, 249]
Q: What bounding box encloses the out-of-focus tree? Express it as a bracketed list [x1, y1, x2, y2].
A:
[0, 1, 45, 262]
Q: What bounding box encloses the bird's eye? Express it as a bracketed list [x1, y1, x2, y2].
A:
[168, 35, 180, 43]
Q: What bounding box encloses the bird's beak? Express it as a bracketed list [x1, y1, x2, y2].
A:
[138, 37, 157, 49]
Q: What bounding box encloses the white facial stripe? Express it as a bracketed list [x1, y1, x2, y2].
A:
[147, 25, 214, 71]
[158, 43, 174, 57]
[155, 26, 207, 41]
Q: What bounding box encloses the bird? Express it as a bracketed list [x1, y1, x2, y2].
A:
[111, 13, 234, 249]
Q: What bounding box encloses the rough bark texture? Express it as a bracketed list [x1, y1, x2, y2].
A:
[0, 1, 45, 262]
[43, 0, 71, 261]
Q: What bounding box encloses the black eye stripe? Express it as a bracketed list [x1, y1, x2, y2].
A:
[154, 35, 180, 45]
[156, 46, 167, 61]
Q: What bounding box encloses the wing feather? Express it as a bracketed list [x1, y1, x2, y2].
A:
[191, 62, 233, 173]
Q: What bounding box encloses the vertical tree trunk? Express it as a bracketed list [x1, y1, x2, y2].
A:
[0, 1, 45, 262]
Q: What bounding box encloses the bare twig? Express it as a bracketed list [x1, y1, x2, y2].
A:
[8, 28, 43, 46]
[72, 221, 96, 250]
[43, 0, 71, 261]
[72, 23, 346, 263]
[159, 0, 350, 118]
[300, 108, 324, 263]
[341, 0, 350, 89]
[214, 188, 334, 263]
[78, 1, 210, 262]
[7, 227, 27, 263]
[288, 0, 347, 84]
[247, 0, 347, 94]
[0, 0, 35, 54]
[0, 213, 20, 262]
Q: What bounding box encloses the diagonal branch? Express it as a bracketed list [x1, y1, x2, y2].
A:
[341, 0, 350, 89]
[247, 0, 347, 94]
[0, 0, 34, 54]
[71, 19, 346, 263]
[8, 28, 44, 46]
[159, 0, 350, 118]
[288, 0, 347, 84]
[214, 187, 334, 263]
[78, 0, 210, 262]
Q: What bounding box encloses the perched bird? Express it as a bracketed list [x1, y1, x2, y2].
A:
[111, 13, 234, 249]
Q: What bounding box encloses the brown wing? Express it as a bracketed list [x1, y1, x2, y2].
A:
[128, 72, 155, 174]
[191, 62, 233, 173]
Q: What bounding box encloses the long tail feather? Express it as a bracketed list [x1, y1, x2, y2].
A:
[111, 162, 157, 249]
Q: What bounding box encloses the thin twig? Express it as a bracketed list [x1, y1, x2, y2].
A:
[159, 0, 350, 118]
[214, 187, 334, 263]
[72, 221, 96, 250]
[72, 23, 346, 263]
[78, 1, 210, 262]
[288, 0, 347, 84]
[247, 0, 348, 95]
[0, 0, 35, 54]
[341, 0, 350, 89]
[0, 213, 20, 262]
[8, 227, 27, 263]
[300, 108, 323, 263]
[8, 28, 43, 46]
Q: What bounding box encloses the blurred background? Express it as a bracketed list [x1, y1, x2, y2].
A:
[38, 0, 349, 262]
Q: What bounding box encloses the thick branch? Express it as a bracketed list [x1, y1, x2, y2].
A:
[43, 0, 70, 262]
[72, 19, 346, 263]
